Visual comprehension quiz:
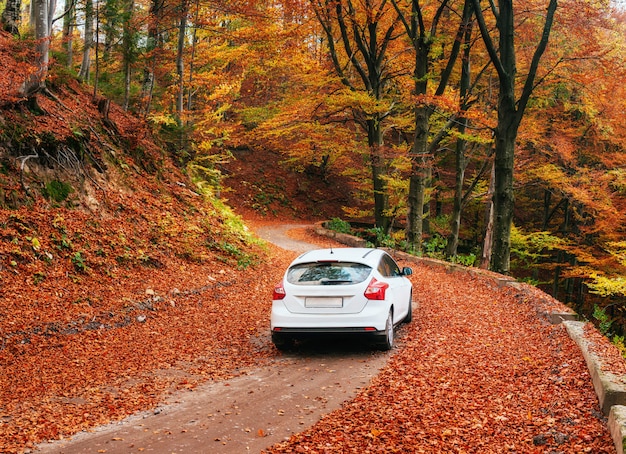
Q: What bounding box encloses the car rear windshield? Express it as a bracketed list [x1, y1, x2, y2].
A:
[286, 262, 372, 285]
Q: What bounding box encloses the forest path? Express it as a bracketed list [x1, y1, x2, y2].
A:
[36, 224, 393, 454]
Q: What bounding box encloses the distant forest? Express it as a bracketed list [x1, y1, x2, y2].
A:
[2, 0, 626, 326]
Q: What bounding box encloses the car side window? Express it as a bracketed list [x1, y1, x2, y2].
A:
[378, 254, 401, 277]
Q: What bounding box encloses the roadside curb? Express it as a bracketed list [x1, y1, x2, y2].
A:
[609, 406, 626, 454]
[313, 223, 368, 248]
[564, 321, 626, 453]
[563, 321, 626, 415]
[313, 222, 626, 453]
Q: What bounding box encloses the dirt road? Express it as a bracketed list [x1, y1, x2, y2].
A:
[36, 225, 393, 453]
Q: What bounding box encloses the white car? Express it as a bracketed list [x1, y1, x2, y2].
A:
[271, 248, 413, 350]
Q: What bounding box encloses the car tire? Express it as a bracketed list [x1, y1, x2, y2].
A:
[379, 310, 394, 351]
[404, 292, 413, 323]
[271, 332, 294, 351]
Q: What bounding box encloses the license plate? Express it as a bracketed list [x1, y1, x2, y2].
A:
[305, 297, 343, 308]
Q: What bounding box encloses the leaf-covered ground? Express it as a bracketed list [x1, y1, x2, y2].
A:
[0, 221, 619, 453]
[0, 210, 289, 453]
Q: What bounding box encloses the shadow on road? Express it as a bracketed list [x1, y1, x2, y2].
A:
[276, 334, 386, 357]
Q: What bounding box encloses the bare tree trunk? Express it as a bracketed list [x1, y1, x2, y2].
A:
[123, 59, 131, 111]
[122, 0, 135, 110]
[406, 103, 430, 252]
[19, 0, 49, 98]
[175, 0, 188, 126]
[447, 136, 467, 258]
[62, 0, 75, 69]
[490, 120, 517, 273]
[391, 0, 452, 253]
[2, 0, 21, 35]
[141, 0, 162, 116]
[78, 0, 93, 82]
[368, 120, 390, 233]
[186, 0, 199, 113]
[141, 67, 155, 116]
[480, 161, 496, 269]
[92, 0, 99, 96]
[404, 14, 433, 254]
[47, 0, 56, 32]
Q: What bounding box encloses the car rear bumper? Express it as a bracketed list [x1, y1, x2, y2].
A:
[270, 301, 391, 332]
[271, 326, 385, 335]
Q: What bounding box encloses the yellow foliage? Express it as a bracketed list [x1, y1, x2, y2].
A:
[587, 274, 626, 297]
[147, 113, 179, 127]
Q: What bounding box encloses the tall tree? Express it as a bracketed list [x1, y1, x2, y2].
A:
[62, 0, 76, 69]
[175, 0, 189, 126]
[140, 0, 164, 116]
[78, 0, 94, 82]
[471, 0, 558, 273]
[120, 0, 138, 110]
[446, 0, 476, 257]
[310, 0, 400, 232]
[390, 0, 452, 252]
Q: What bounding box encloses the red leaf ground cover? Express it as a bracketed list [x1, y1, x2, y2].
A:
[0, 240, 292, 453]
[264, 251, 616, 453]
[0, 220, 618, 453]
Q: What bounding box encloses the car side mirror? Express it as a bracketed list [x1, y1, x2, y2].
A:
[402, 267, 413, 276]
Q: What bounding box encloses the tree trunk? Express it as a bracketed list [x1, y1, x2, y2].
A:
[487, 0, 518, 274]
[406, 43, 431, 253]
[552, 198, 570, 298]
[186, 0, 199, 112]
[490, 117, 518, 273]
[122, 0, 135, 110]
[396, 0, 453, 253]
[447, 135, 467, 258]
[19, 0, 49, 98]
[47, 0, 56, 34]
[480, 161, 495, 269]
[175, 0, 188, 126]
[78, 0, 93, 82]
[368, 119, 390, 232]
[141, 0, 161, 116]
[62, 0, 75, 69]
[310, 0, 395, 232]
[141, 67, 155, 116]
[92, 0, 99, 96]
[423, 166, 432, 236]
[2, 0, 21, 35]
[123, 55, 131, 111]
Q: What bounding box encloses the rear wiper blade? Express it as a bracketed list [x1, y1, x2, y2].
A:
[320, 279, 352, 285]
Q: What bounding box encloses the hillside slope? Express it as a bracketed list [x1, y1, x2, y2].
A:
[0, 30, 287, 452]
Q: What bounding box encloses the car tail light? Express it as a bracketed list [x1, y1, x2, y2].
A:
[364, 278, 388, 300]
[273, 280, 286, 300]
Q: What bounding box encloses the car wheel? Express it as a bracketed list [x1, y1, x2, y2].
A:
[271, 332, 293, 351]
[379, 310, 394, 351]
[404, 292, 413, 323]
